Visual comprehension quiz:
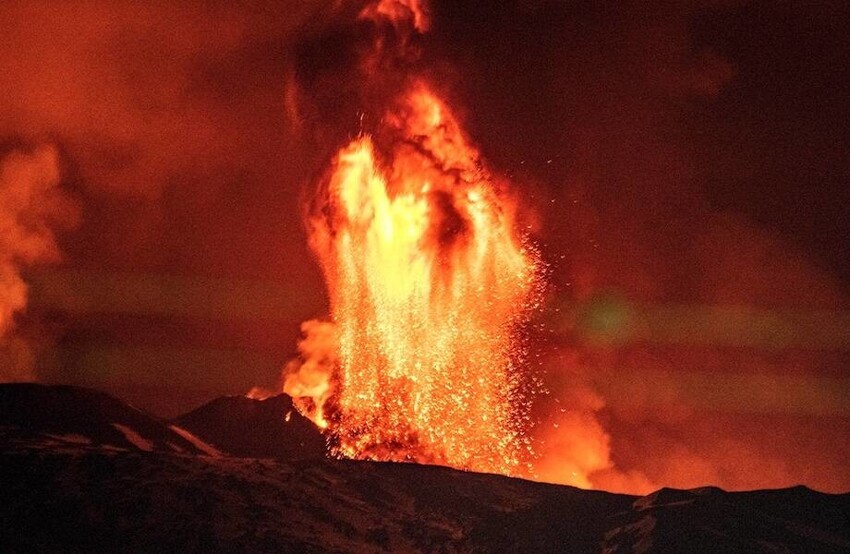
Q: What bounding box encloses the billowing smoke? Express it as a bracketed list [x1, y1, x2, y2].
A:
[0, 145, 77, 381]
[282, 319, 338, 428]
[0, 1, 330, 198]
[0, 1, 336, 405]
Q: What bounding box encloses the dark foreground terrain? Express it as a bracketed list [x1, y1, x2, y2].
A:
[1, 384, 848, 553]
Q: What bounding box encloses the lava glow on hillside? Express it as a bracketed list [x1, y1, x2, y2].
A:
[283, 0, 541, 476]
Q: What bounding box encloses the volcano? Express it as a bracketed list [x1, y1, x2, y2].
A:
[2, 0, 849, 550]
[174, 392, 326, 460]
[0, 383, 219, 456]
[1, 384, 848, 552]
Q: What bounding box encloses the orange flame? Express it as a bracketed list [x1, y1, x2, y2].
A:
[359, 0, 429, 32]
[285, 83, 540, 474]
[283, 0, 540, 476]
[283, 320, 338, 429]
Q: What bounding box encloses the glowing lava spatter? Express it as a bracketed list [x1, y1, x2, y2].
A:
[284, 0, 541, 476]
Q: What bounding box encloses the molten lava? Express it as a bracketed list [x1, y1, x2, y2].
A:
[283, 0, 540, 476]
[286, 85, 540, 474]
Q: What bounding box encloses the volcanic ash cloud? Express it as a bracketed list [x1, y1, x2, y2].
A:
[0, 145, 77, 381]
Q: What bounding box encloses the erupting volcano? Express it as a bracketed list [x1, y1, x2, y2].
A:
[283, 1, 541, 475]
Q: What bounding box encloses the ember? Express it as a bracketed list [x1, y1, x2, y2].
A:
[284, 0, 541, 475]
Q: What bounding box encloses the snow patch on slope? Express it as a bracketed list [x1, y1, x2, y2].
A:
[112, 423, 153, 452]
[44, 433, 92, 445]
[169, 425, 222, 457]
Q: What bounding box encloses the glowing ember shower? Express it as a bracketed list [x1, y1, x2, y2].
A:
[289, 83, 540, 475]
[282, 0, 541, 476]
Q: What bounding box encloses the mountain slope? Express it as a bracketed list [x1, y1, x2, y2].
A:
[0, 446, 634, 553]
[603, 486, 850, 553]
[0, 383, 218, 456]
[1, 384, 848, 553]
[2, 444, 849, 553]
[174, 393, 326, 460]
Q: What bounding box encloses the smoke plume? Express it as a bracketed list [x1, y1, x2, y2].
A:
[0, 145, 77, 381]
[282, 319, 339, 428]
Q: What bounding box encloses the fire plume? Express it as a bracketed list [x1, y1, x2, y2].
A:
[283, 0, 540, 476]
[360, 0, 429, 32]
[286, 85, 540, 474]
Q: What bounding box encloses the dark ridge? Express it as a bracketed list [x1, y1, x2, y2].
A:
[2, 383, 848, 552]
[607, 484, 850, 553]
[174, 392, 327, 460]
[0, 383, 214, 455]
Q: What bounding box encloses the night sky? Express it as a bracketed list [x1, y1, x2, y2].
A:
[1, 0, 848, 493]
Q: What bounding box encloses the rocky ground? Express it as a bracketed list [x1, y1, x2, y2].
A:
[1, 383, 848, 553]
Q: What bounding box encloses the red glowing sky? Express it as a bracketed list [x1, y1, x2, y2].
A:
[1, 0, 849, 493]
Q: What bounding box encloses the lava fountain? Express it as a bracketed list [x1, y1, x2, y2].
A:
[284, 0, 541, 476]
